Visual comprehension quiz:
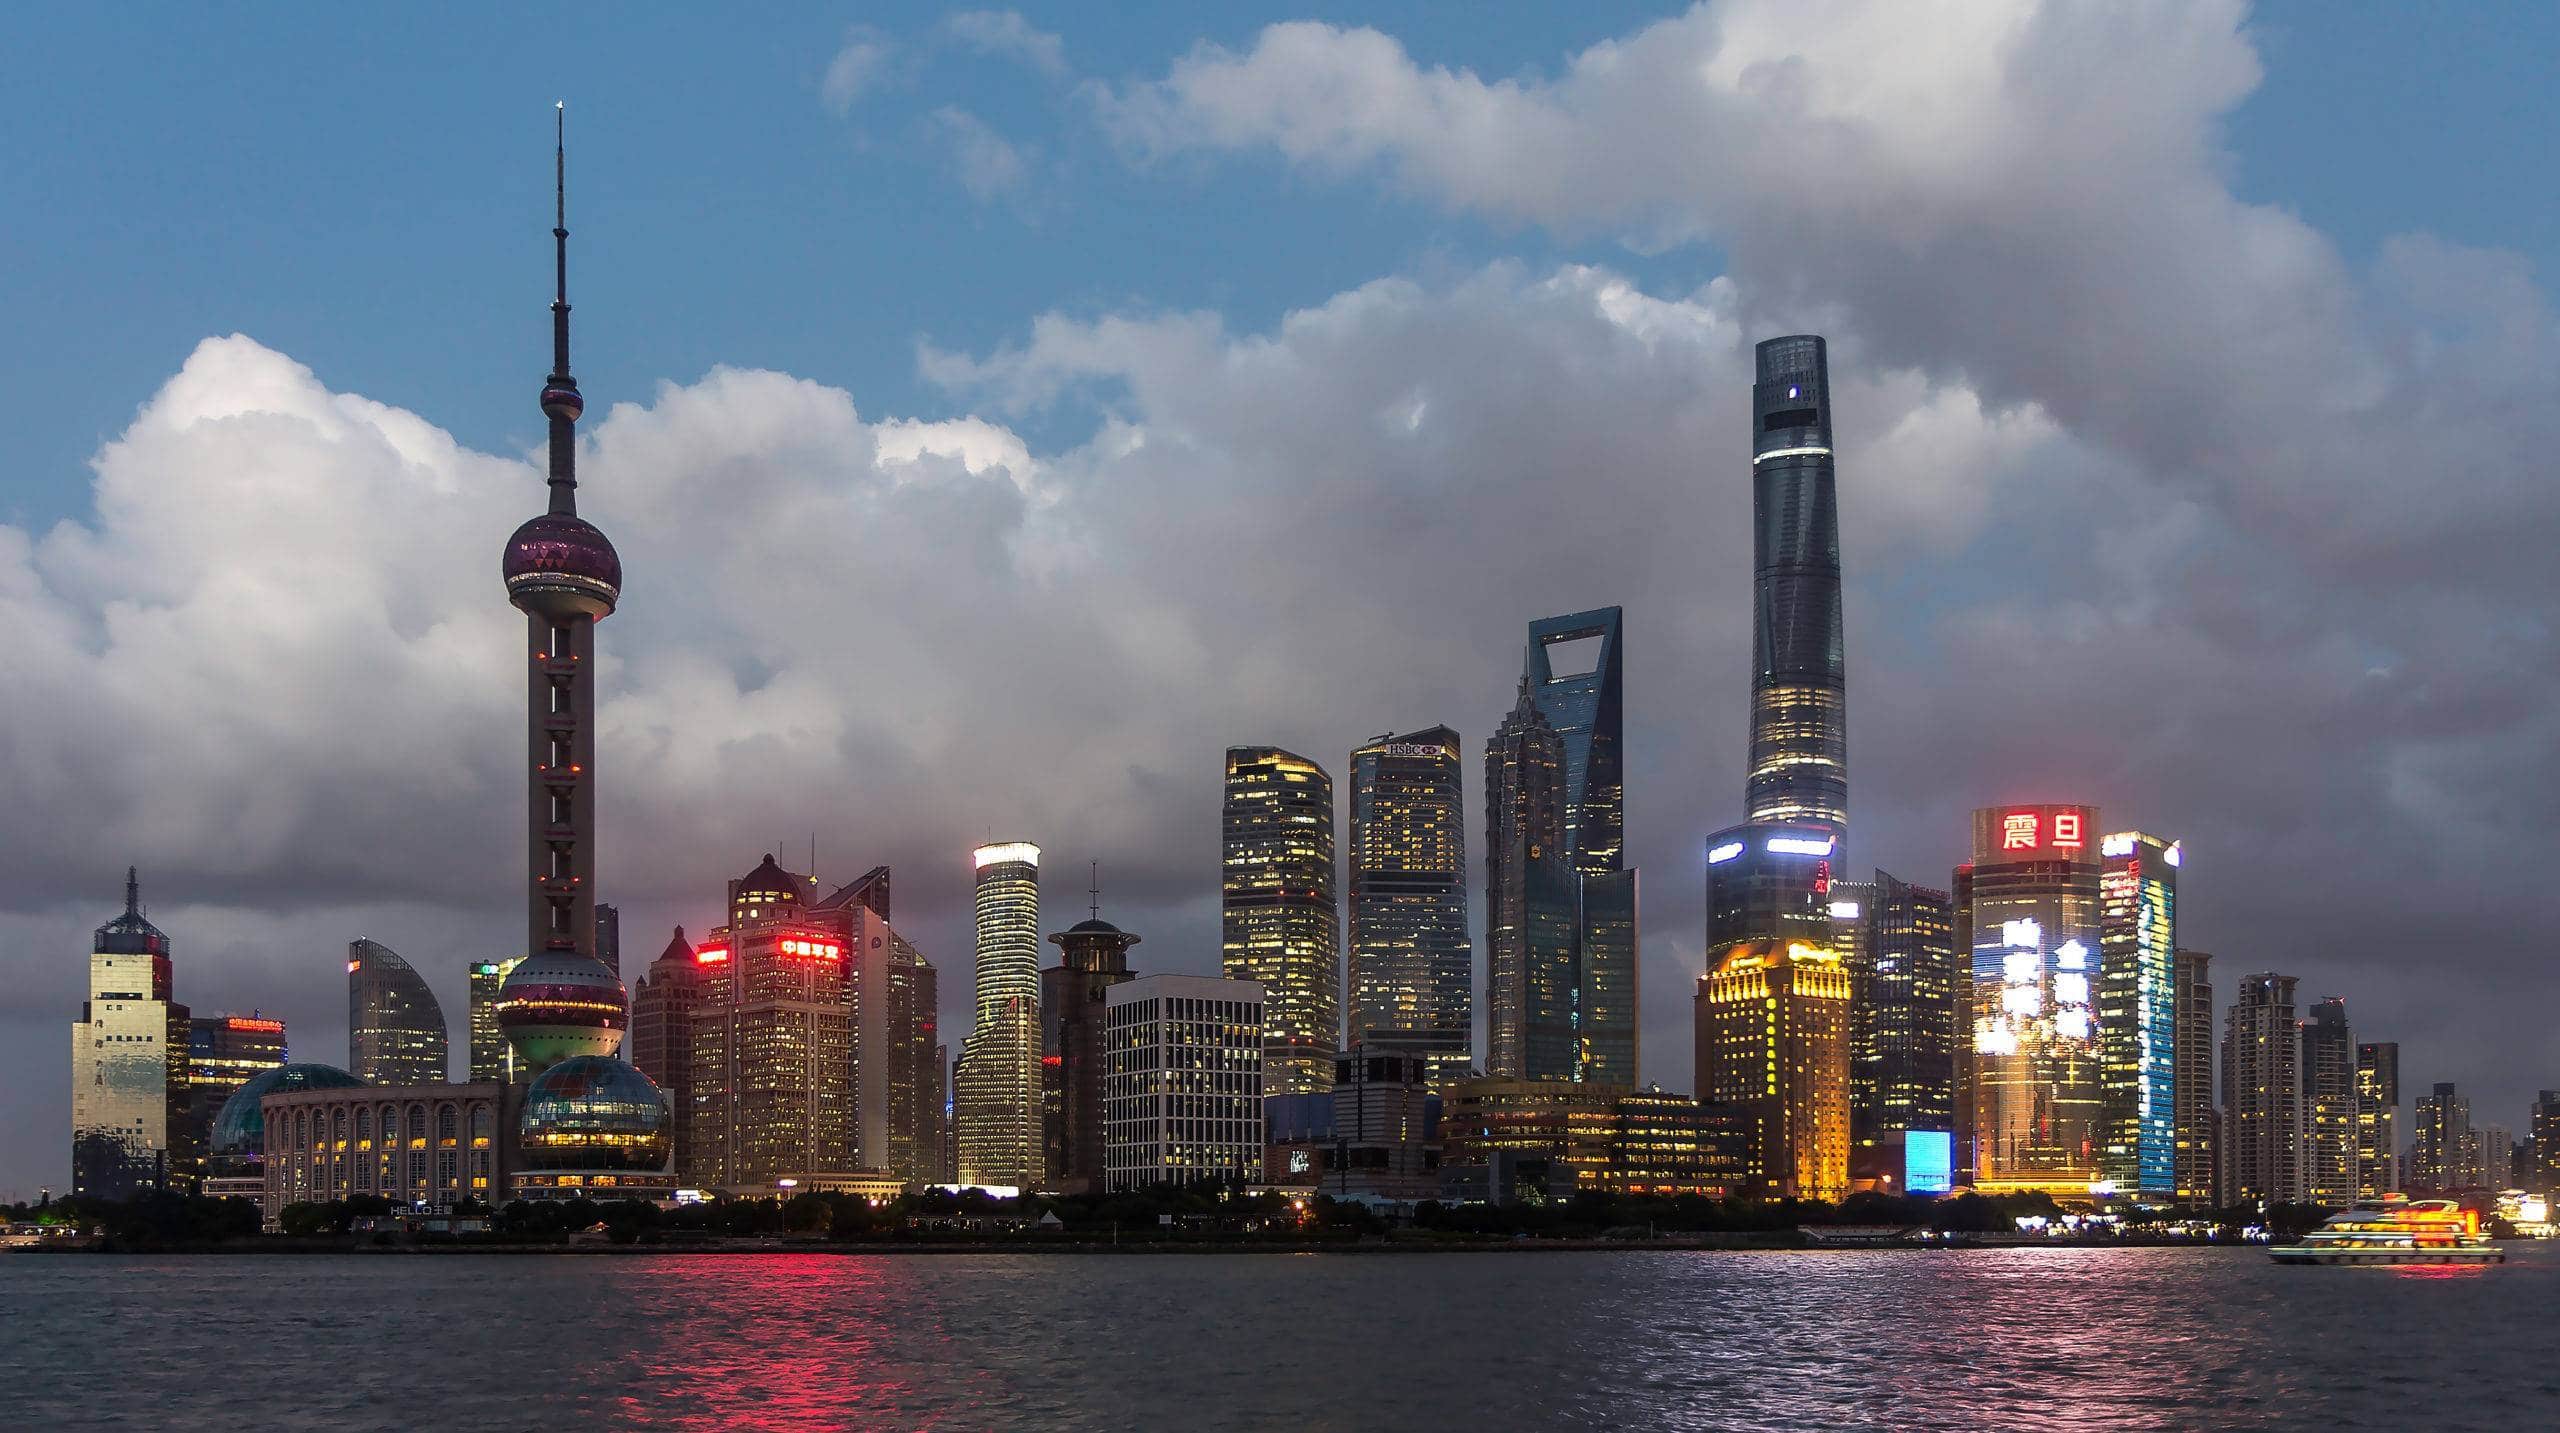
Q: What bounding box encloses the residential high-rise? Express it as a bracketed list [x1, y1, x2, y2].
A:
[1960, 805, 2104, 1196]
[2300, 997, 2357, 1205]
[2354, 1042, 2400, 1198]
[2222, 973, 2305, 1205]
[1221, 749, 1341, 1095]
[957, 842, 1042, 1190]
[2532, 1091, 2560, 1196]
[2099, 831, 2180, 1200]
[1834, 870, 1958, 1183]
[1346, 728, 1472, 1086]
[1485, 692, 1577, 1081]
[1745, 336, 1847, 842]
[2411, 1083, 2470, 1192]
[2474, 1125, 2514, 1191]
[688, 854, 859, 1189]
[348, 939, 449, 1085]
[2172, 949, 2218, 1204]
[1695, 938, 1851, 1200]
[1041, 904, 1140, 1193]
[628, 929, 701, 1179]
[466, 957, 524, 1083]
[1523, 609, 1639, 1085]
[1102, 974, 1265, 1191]
[181, 1013, 286, 1172]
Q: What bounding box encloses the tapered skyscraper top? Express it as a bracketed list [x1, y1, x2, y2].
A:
[1745, 335, 1846, 843]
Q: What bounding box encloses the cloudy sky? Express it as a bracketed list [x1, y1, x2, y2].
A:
[5, 2, 2556, 1196]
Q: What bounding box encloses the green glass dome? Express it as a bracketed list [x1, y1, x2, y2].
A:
[209, 1063, 368, 1158]
[517, 1055, 671, 1172]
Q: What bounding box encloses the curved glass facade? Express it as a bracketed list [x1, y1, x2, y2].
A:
[207, 1062, 366, 1160]
[347, 939, 448, 1085]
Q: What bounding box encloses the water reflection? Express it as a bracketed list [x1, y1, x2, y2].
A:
[5, 1246, 2557, 1431]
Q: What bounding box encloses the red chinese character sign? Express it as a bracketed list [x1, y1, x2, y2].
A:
[1975, 804, 2101, 862]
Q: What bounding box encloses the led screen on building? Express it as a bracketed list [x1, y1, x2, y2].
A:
[1905, 1130, 1954, 1194]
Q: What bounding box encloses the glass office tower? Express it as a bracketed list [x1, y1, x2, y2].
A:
[957, 842, 1043, 1189]
[1521, 608, 1639, 1083]
[1347, 727, 1472, 1086]
[1745, 337, 1847, 842]
[1485, 695, 1578, 1081]
[2099, 831, 2180, 1199]
[348, 938, 449, 1084]
[1961, 804, 2104, 1195]
[1221, 749, 1342, 1096]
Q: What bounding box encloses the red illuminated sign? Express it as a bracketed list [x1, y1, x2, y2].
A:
[695, 946, 731, 965]
[2052, 812, 2084, 848]
[2001, 812, 2038, 850]
[225, 1017, 285, 1033]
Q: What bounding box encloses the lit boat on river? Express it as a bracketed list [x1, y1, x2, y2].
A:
[2268, 1198, 2505, 1265]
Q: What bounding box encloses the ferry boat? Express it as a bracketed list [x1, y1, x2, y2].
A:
[2268, 1198, 2505, 1265]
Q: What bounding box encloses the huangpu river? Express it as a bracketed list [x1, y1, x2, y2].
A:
[8, 1245, 2558, 1431]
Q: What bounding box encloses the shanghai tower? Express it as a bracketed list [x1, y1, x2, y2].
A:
[1745, 335, 1847, 844]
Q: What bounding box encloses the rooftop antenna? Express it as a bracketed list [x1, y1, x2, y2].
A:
[1089, 861, 1100, 921]
[126, 866, 141, 918]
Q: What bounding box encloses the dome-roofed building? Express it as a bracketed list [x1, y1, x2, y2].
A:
[728, 852, 807, 924]
[207, 1063, 367, 1170]
[516, 1055, 672, 1177]
[494, 949, 629, 1077]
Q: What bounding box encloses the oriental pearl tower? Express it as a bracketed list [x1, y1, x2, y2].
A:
[494, 106, 638, 1082]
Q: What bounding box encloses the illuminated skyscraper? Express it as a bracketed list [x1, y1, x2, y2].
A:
[2473, 1125, 2512, 1190]
[182, 1013, 287, 1171]
[2221, 972, 2305, 1205]
[1042, 900, 1139, 1193]
[1745, 337, 1847, 842]
[1485, 694, 1577, 1081]
[958, 842, 1042, 1189]
[1346, 728, 1472, 1086]
[348, 939, 449, 1085]
[71, 870, 189, 1197]
[1221, 750, 1341, 1096]
[1521, 609, 1639, 1085]
[805, 873, 940, 1179]
[466, 957, 524, 1083]
[1833, 870, 1958, 1180]
[1961, 804, 2104, 1195]
[2354, 1042, 2399, 1198]
[689, 855, 860, 1188]
[2411, 1084, 2470, 1192]
[2173, 948, 2218, 1204]
[1697, 939, 1851, 1201]
[2099, 831, 2180, 1199]
[2301, 997, 2357, 1205]
[1697, 822, 1845, 1195]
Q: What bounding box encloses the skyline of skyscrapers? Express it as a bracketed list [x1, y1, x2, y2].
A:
[1220, 748, 1342, 1097]
[1346, 727, 1473, 1088]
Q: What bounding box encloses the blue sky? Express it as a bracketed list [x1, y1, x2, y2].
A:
[5, 3, 2559, 1196]
[4, 2, 2551, 532]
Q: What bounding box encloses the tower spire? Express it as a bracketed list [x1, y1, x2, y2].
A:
[125, 866, 140, 917]
[540, 101, 585, 515]
[1089, 861, 1100, 922]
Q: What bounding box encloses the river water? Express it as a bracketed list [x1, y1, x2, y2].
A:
[6, 1245, 2555, 1431]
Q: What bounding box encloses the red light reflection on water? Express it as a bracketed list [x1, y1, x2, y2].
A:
[606, 1254, 957, 1431]
[2387, 1263, 2490, 1280]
